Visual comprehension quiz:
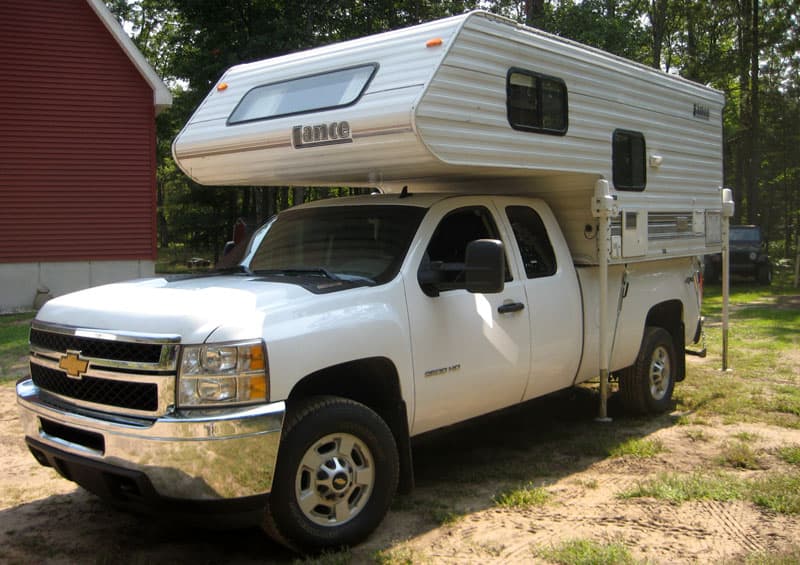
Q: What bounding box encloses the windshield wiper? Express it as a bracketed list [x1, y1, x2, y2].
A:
[215, 264, 254, 275]
[254, 268, 341, 281]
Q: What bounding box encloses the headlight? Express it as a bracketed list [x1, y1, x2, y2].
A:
[178, 340, 268, 407]
[749, 251, 757, 261]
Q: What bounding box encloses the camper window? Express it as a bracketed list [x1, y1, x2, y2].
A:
[506, 69, 567, 135]
[228, 64, 377, 125]
[612, 129, 647, 191]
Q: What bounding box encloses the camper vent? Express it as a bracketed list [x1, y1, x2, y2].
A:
[648, 212, 697, 240]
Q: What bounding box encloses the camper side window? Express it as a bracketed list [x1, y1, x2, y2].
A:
[506, 69, 567, 135]
[613, 129, 647, 191]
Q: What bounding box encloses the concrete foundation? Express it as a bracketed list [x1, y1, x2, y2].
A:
[0, 260, 155, 313]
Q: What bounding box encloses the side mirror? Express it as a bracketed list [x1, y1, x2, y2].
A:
[465, 239, 505, 294]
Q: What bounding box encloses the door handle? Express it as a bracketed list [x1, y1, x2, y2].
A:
[497, 302, 525, 314]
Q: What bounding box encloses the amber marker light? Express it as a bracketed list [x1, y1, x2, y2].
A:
[248, 344, 265, 371]
[426, 38, 443, 48]
[248, 375, 268, 400]
[217, 82, 229, 91]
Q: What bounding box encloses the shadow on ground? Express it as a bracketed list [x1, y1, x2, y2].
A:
[0, 387, 675, 563]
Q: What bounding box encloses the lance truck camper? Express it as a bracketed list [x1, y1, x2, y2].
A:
[18, 11, 730, 551]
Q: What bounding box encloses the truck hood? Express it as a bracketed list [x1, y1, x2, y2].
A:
[35, 275, 315, 343]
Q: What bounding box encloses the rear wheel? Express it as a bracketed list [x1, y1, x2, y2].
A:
[619, 327, 676, 415]
[263, 396, 399, 551]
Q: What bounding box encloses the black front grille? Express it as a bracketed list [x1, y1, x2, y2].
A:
[31, 364, 158, 412]
[30, 329, 164, 364]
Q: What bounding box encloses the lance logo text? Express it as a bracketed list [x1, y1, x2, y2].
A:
[292, 121, 352, 149]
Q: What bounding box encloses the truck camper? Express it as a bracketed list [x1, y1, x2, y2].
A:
[19, 11, 731, 551]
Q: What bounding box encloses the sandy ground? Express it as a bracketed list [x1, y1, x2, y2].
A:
[1, 360, 799, 564]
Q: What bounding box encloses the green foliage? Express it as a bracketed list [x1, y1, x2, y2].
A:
[534, 538, 638, 565]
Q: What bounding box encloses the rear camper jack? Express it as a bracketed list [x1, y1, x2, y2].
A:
[721, 188, 735, 372]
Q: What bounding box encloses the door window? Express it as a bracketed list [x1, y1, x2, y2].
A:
[506, 206, 557, 278]
[420, 206, 510, 290]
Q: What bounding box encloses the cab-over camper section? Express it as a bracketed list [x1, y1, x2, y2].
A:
[173, 11, 725, 265]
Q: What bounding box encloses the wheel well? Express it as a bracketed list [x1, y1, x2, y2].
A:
[287, 357, 414, 492]
[645, 300, 686, 381]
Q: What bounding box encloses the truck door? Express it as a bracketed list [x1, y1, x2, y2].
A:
[500, 200, 583, 400]
[406, 201, 531, 435]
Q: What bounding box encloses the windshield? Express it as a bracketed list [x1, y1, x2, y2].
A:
[247, 205, 426, 285]
[730, 227, 761, 243]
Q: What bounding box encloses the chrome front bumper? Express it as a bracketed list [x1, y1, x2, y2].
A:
[17, 379, 285, 501]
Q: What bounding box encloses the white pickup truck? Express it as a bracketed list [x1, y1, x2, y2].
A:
[18, 11, 724, 551]
[18, 191, 701, 548]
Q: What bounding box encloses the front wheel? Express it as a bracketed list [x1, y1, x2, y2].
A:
[618, 327, 676, 415]
[263, 396, 399, 551]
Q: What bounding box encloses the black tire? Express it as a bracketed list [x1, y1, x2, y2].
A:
[618, 327, 676, 415]
[757, 263, 772, 285]
[263, 396, 399, 551]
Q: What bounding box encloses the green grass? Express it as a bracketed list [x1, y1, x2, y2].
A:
[608, 438, 665, 459]
[373, 546, 423, 565]
[494, 482, 551, 508]
[745, 546, 800, 565]
[294, 549, 352, 565]
[621, 471, 800, 514]
[620, 472, 743, 504]
[777, 445, 800, 466]
[749, 474, 800, 514]
[0, 312, 33, 382]
[534, 539, 637, 565]
[674, 282, 800, 428]
[683, 428, 710, 442]
[717, 441, 764, 470]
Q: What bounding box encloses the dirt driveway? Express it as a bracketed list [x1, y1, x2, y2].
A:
[2, 360, 799, 564]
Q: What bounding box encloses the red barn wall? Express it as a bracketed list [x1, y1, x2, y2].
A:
[0, 1, 157, 263]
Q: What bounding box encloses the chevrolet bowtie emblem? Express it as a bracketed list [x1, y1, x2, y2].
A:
[59, 350, 89, 379]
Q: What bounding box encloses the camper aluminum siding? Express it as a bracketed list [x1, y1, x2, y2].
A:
[173, 11, 724, 264]
[172, 15, 466, 187]
[409, 14, 724, 263]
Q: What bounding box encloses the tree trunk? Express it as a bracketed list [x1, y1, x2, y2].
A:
[292, 186, 306, 208]
[747, 0, 760, 225]
[737, 0, 751, 224]
[685, 1, 698, 80]
[525, 0, 545, 25]
[649, 0, 668, 70]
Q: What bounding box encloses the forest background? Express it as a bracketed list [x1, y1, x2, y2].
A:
[104, 0, 800, 267]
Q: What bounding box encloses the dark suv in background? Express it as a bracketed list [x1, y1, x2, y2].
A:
[704, 225, 772, 285]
